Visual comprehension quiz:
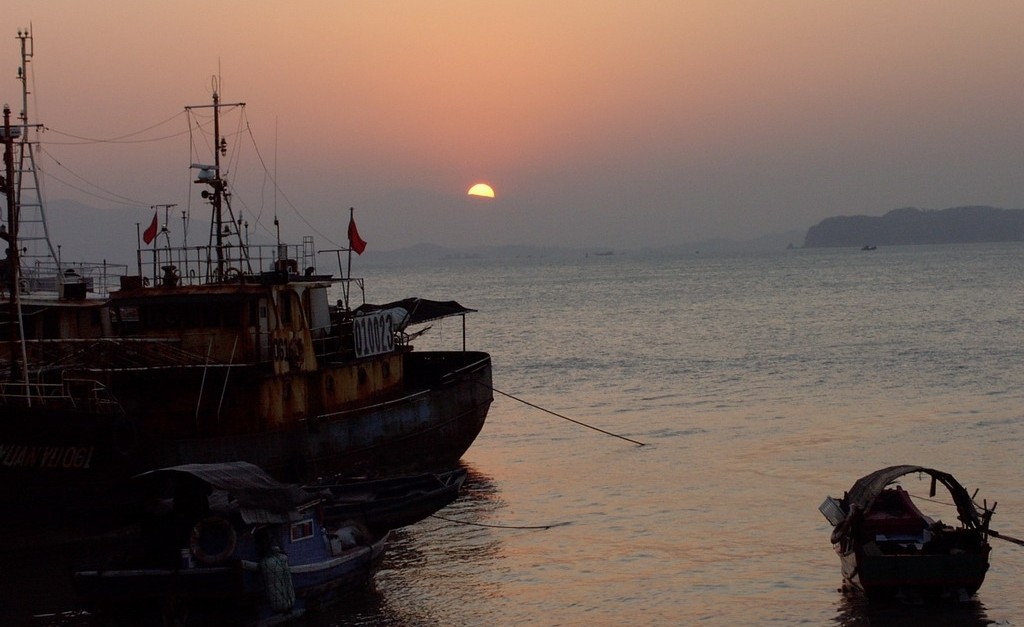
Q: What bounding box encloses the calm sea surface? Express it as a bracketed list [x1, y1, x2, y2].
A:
[12, 243, 1024, 626]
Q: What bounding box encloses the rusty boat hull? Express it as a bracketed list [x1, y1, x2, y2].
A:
[0, 349, 491, 534]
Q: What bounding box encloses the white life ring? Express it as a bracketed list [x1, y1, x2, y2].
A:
[189, 516, 237, 565]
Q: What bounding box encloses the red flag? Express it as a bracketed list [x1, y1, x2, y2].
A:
[142, 212, 158, 245]
[348, 216, 367, 255]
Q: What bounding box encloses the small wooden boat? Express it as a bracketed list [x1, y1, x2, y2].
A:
[313, 468, 468, 532]
[74, 462, 388, 626]
[820, 465, 993, 600]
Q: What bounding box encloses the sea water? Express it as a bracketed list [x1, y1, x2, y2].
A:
[328, 243, 1024, 626]
[11, 243, 1024, 626]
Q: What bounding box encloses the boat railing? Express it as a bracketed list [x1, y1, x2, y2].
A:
[19, 260, 130, 298]
[62, 377, 124, 413]
[137, 242, 324, 287]
[0, 376, 122, 413]
[134, 243, 369, 303]
[404, 351, 492, 388]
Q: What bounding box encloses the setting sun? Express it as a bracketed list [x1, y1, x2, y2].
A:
[467, 183, 495, 199]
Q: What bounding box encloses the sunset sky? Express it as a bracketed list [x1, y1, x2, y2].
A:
[5, 1, 1024, 254]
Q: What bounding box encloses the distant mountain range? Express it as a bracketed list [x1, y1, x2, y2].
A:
[44, 199, 1024, 264]
[803, 206, 1024, 248]
[41, 199, 806, 266]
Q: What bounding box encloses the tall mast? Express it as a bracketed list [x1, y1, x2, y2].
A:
[212, 87, 224, 274]
[2, 105, 30, 398]
[13, 26, 61, 286]
[187, 78, 246, 281]
[3, 106, 19, 358]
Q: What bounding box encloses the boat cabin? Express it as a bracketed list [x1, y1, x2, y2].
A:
[861, 487, 931, 540]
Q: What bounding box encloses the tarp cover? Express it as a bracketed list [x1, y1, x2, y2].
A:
[841, 465, 983, 528]
[356, 298, 475, 326]
[136, 461, 315, 513]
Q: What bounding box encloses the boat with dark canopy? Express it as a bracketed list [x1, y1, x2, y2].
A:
[74, 462, 388, 626]
[820, 465, 994, 600]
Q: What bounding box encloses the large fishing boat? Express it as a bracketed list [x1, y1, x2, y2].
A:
[0, 30, 492, 534]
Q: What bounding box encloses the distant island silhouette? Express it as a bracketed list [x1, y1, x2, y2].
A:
[803, 206, 1024, 248]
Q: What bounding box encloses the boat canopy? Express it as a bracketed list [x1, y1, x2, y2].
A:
[842, 465, 984, 529]
[356, 298, 476, 326]
[136, 462, 316, 514]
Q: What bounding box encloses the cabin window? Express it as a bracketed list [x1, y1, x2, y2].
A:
[280, 292, 294, 324]
[111, 306, 141, 335]
[42, 311, 59, 338]
[221, 304, 241, 328]
[119, 306, 140, 323]
[307, 287, 331, 337]
[197, 304, 218, 327]
[186, 304, 207, 328]
[161, 307, 181, 328]
[167, 303, 242, 329]
[290, 519, 314, 542]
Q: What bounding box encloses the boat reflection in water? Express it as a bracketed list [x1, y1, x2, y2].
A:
[833, 592, 993, 627]
[315, 468, 468, 533]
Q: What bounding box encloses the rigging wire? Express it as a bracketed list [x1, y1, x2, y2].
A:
[42, 110, 191, 144]
[907, 492, 1024, 546]
[36, 146, 150, 207]
[24, 92, 346, 254]
[240, 119, 344, 249]
[906, 492, 956, 509]
[28, 110, 201, 210]
[184, 112, 195, 242]
[188, 109, 216, 164]
[221, 110, 250, 241]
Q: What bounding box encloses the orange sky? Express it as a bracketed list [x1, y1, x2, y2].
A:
[5, 1, 1024, 253]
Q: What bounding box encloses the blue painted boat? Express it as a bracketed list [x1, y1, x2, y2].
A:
[74, 462, 388, 625]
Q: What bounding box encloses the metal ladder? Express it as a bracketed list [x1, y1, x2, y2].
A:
[13, 28, 61, 290]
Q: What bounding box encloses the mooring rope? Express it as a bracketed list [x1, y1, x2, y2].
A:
[485, 384, 645, 447]
[430, 513, 571, 530]
[908, 492, 1024, 546]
